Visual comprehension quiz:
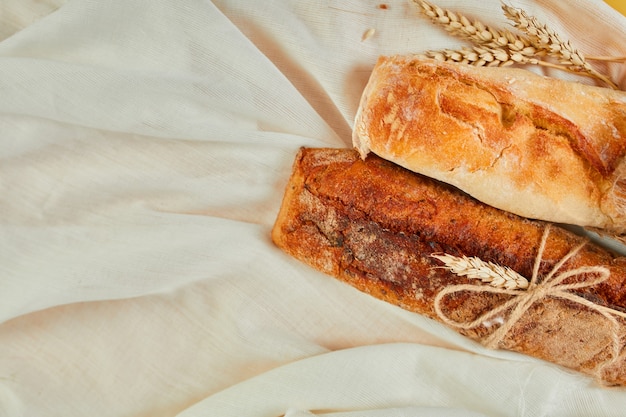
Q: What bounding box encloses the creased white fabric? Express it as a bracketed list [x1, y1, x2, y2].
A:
[0, 1, 625, 416]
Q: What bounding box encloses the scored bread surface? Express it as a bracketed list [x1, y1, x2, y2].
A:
[352, 56, 626, 233]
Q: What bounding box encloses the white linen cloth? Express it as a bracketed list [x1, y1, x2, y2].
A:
[1, 0, 625, 416]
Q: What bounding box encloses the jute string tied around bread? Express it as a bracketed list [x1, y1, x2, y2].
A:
[433, 225, 626, 379]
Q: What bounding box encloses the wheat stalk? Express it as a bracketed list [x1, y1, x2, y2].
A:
[412, 0, 620, 89]
[501, 3, 618, 89]
[419, 45, 538, 67]
[585, 55, 626, 63]
[415, 0, 539, 58]
[431, 253, 529, 290]
[501, 3, 584, 64]
[418, 45, 600, 75]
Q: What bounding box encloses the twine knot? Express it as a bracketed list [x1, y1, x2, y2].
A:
[433, 225, 626, 379]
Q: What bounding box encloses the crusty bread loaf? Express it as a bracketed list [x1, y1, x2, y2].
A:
[272, 147, 626, 385]
[352, 56, 626, 234]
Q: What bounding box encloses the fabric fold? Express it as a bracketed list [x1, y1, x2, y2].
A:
[1, 0, 625, 416]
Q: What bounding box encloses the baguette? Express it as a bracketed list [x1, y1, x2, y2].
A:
[352, 56, 626, 234]
[272, 147, 626, 386]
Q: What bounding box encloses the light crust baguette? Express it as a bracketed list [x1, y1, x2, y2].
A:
[272, 147, 626, 386]
[352, 56, 626, 234]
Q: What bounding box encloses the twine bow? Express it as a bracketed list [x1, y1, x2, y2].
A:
[433, 225, 626, 376]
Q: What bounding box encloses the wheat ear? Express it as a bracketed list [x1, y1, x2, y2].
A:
[415, 0, 538, 58]
[431, 253, 529, 290]
[501, 3, 618, 89]
[418, 44, 598, 76]
[419, 45, 539, 67]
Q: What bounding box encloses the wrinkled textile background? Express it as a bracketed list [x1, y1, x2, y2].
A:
[1, 1, 625, 416]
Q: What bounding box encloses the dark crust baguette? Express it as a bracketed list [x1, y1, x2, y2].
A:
[272, 147, 626, 386]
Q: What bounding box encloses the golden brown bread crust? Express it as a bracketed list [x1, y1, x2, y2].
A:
[272, 147, 626, 385]
[352, 56, 626, 233]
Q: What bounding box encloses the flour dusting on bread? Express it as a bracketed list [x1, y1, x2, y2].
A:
[352, 56, 626, 234]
